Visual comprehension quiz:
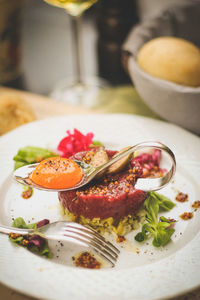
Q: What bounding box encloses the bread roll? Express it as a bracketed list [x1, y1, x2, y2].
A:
[0, 93, 36, 135]
[137, 37, 200, 87]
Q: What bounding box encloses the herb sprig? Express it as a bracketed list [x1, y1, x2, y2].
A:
[135, 192, 176, 247]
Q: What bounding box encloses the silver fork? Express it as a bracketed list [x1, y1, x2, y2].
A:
[0, 221, 120, 267]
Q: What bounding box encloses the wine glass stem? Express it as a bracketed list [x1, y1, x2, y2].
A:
[71, 15, 82, 84]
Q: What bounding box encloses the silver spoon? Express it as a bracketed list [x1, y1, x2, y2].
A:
[13, 141, 176, 192]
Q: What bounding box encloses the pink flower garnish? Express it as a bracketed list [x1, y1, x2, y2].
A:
[57, 129, 94, 158]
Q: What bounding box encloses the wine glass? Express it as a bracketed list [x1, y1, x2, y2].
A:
[43, 0, 107, 107]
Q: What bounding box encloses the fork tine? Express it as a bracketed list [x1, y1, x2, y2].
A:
[91, 248, 116, 268]
[64, 229, 118, 260]
[65, 222, 120, 254]
[41, 221, 119, 266]
[62, 231, 118, 266]
[63, 226, 118, 258]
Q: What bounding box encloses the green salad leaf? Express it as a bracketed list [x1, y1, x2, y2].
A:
[135, 192, 176, 247]
[12, 217, 37, 229]
[9, 217, 52, 258]
[13, 146, 57, 170]
[91, 140, 104, 147]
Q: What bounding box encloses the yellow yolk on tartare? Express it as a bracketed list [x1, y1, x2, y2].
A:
[31, 157, 83, 189]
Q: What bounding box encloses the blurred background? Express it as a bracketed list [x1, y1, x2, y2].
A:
[0, 0, 184, 95]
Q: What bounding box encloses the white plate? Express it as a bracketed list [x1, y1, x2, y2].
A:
[1, 114, 200, 300]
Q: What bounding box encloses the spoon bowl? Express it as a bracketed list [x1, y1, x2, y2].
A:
[13, 141, 176, 192]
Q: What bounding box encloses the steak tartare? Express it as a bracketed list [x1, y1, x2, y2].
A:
[59, 148, 163, 235]
[59, 164, 146, 220]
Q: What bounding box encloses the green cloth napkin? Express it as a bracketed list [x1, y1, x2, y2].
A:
[94, 85, 162, 120]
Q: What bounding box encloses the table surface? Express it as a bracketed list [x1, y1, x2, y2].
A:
[0, 86, 200, 300]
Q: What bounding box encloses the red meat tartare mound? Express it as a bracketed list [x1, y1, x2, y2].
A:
[59, 148, 163, 221]
[59, 170, 147, 220]
[58, 148, 164, 236]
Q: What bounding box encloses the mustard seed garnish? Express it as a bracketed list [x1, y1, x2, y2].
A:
[9, 233, 21, 239]
[176, 192, 188, 203]
[192, 201, 200, 208]
[22, 239, 30, 247]
[180, 212, 193, 220]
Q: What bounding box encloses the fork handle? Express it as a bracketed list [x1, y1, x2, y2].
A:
[0, 224, 31, 235]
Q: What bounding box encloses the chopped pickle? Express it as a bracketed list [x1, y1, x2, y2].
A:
[90, 147, 109, 178]
[107, 147, 133, 175]
[63, 207, 146, 236]
[90, 147, 109, 168]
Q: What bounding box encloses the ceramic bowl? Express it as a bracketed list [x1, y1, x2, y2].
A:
[123, 2, 200, 134]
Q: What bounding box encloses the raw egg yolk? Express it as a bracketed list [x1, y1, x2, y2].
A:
[31, 157, 83, 189]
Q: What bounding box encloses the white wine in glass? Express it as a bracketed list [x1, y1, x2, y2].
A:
[44, 0, 98, 17]
[43, 0, 107, 106]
